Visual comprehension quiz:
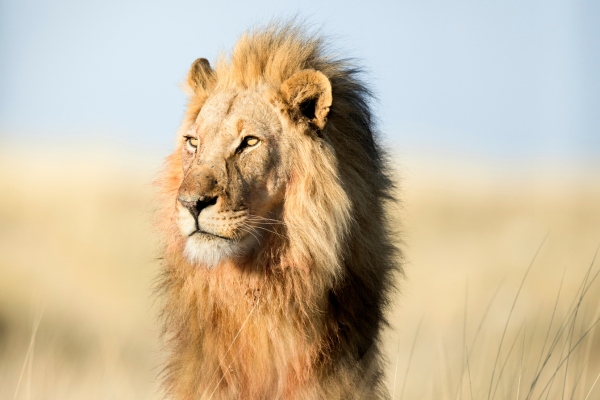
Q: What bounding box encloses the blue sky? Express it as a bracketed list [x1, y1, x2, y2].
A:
[0, 0, 598, 162]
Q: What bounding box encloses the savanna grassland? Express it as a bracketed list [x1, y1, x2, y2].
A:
[1, 143, 599, 400]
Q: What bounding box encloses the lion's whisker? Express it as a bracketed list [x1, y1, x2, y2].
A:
[245, 224, 286, 240]
[246, 215, 287, 225]
[240, 221, 286, 241]
[238, 224, 266, 242]
[237, 225, 261, 244]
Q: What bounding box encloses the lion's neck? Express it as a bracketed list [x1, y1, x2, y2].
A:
[161, 255, 329, 399]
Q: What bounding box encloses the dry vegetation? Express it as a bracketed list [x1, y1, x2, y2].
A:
[1, 144, 599, 399]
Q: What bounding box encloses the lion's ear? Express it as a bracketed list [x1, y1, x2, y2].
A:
[187, 58, 215, 93]
[280, 70, 332, 130]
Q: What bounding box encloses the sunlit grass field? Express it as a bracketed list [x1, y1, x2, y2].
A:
[1, 143, 599, 399]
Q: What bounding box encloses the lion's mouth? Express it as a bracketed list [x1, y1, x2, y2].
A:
[189, 229, 234, 241]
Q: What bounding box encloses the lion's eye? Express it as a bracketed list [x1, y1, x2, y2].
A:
[236, 136, 260, 154]
[187, 137, 199, 148]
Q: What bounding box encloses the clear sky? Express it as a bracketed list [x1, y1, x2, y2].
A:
[1, 0, 598, 163]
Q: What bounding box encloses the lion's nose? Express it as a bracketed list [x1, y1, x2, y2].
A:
[178, 196, 218, 219]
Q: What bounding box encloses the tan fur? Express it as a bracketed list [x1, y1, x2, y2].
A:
[155, 22, 401, 400]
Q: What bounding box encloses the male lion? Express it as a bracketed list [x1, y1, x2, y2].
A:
[155, 23, 401, 400]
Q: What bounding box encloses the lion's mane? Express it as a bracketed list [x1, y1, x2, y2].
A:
[155, 22, 401, 400]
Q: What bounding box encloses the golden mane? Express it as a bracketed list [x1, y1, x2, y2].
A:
[155, 21, 401, 400]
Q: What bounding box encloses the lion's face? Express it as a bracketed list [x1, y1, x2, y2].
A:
[175, 63, 332, 268]
[177, 88, 289, 267]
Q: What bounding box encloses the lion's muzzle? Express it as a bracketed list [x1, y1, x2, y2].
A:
[177, 163, 220, 219]
[175, 162, 250, 267]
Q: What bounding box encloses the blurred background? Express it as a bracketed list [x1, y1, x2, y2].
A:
[1, 1, 599, 399]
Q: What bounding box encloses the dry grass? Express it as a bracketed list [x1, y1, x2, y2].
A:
[1, 143, 599, 399]
[0, 142, 162, 400]
[385, 155, 600, 399]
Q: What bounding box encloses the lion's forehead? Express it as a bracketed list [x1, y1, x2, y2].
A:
[197, 90, 239, 124]
[195, 89, 281, 152]
[197, 89, 268, 127]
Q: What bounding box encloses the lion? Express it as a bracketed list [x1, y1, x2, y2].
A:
[155, 22, 401, 400]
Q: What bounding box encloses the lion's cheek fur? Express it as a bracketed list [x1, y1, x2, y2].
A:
[283, 135, 351, 284]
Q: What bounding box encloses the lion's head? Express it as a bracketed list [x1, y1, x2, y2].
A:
[171, 51, 342, 270]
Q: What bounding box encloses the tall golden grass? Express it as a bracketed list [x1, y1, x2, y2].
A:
[1, 144, 598, 399]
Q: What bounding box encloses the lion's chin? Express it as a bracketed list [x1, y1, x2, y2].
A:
[183, 233, 247, 269]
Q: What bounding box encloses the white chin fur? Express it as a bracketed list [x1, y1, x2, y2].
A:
[183, 236, 246, 269]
